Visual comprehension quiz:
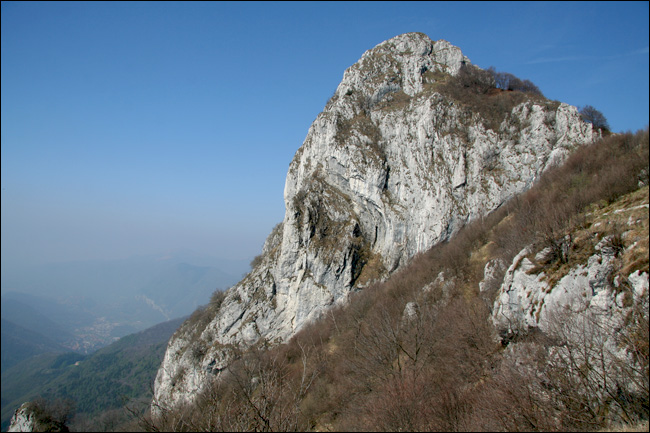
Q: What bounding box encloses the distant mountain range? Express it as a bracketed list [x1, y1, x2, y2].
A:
[1, 251, 240, 428]
[1, 251, 249, 356]
[1, 319, 70, 372]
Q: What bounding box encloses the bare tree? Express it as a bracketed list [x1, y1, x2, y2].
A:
[152, 341, 321, 432]
[580, 105, 611, 132]
[456, 64, 496, 94]
[540, 296, 649, 429]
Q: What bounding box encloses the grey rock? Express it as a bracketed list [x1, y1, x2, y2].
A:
[153, 32, 593, 411]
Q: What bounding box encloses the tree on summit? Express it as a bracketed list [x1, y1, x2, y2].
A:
[580, 105, 610, 132]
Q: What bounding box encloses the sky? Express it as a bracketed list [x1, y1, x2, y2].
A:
[2, 1, 649, 271]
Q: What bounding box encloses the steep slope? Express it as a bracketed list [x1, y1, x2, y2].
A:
[490, 186, 649, 421]
[153, 32, 593, 410]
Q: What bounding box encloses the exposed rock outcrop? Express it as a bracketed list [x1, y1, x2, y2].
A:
[7, 402, 68, 433]
[153, 32, 594, 410]
[492, 187, 649, 341]
[491, 187, 649, 410]
[7, 404, 35, 433]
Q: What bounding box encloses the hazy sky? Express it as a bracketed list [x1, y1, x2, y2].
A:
[2, 1, 648, 269]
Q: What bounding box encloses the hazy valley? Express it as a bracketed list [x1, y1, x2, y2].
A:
[1, 251, 251, 428]
[1, 251, 249, 359]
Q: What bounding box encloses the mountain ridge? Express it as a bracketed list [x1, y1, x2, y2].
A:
[153, 32, 594, 411]
[0, 319, 71, 373]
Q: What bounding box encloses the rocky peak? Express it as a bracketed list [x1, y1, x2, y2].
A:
[153, 32, 594, 411]
[333, 32, 469, 101]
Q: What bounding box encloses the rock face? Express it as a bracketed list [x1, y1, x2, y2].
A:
[7, 402, 68, 432]
[153, 32, 594, 410]
[492, 189, 649, 339]
[493, 247, 649, 336]
[491, 188, 649, 403]
[7, 404, 35, 433]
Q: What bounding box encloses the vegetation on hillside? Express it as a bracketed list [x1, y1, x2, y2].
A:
[1, 318, 184, 432]
[136, 128, 647, 431]
[1, 352, 83, 431]
[420, 63, 563, 134]
[0, 318, 71, 373]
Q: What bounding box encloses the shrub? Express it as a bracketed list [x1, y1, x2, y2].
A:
[456, 63, 495, 94]
[209, 289, 227, 310]
[250, 254, 263, 269]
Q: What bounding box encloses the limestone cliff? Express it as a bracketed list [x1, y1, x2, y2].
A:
[153, 32, 593, 410]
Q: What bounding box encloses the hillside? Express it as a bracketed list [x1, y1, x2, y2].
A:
[0, 319, 71, 373]
[1, 317, 185, 431]
[146, 128, 648, 432]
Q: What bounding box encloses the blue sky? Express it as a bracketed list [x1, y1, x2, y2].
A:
[1, 1, 648, 269]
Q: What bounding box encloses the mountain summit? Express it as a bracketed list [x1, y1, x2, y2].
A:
[153, 32, 593, 410]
